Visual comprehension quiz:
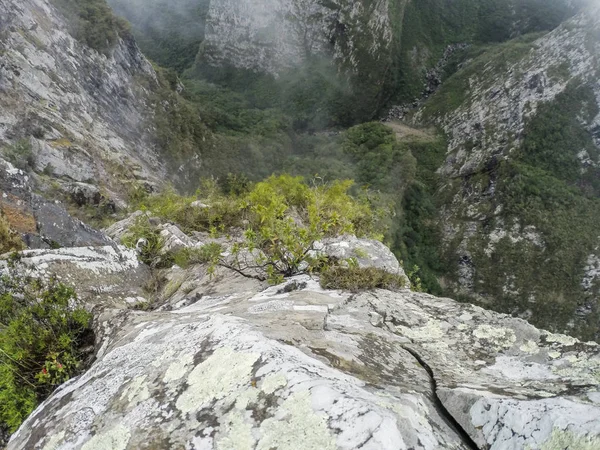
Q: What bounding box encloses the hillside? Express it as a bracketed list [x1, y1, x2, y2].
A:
[413, 7, 600, 340]
[1, 0, 600, 448]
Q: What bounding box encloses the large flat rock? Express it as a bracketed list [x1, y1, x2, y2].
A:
[7, 266, 600, 449]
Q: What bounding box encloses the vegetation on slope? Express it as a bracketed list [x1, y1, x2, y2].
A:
[107, 0, 209, 73]
[488, 84, 600, 338]
[38, 0, 600, 340]
[0, 262, 93, 433]
[397, 0, 580, 100]
[426, 68, 600, 339]
[51, 0, 131, 53]
[128, 175, 389, 284]
[0, 213, 24, 255]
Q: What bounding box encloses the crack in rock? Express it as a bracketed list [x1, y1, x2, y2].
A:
[402, 345, 480, 450]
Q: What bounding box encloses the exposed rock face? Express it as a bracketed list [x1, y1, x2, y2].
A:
[0, 0, 164, 203]
[421, 11, 600, 181]
[315, 234, 408, 281]
[5, 243, 600, 449]
[414, 6, 600, 338]
[202, 0, 397, 77]
[0, 245, 150, 307]
[0, 158, 113, 248]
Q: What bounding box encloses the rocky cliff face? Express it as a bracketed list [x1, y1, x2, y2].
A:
[3, 234, 600, 449]
[2, 0, 600, 447]
[414, 6, 600, 339]
[202, 0, 397, 77]
[0, 0, 164, 205]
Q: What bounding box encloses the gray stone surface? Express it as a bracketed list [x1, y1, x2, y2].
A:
[6, 256, 600, 449]
[0, 0, 165, 201]
[1, 157, 113, 248]
[0, 245, 150, 308]
[413, 7, 600, 324]
[202, 0, 395, 77]
[315, 235, 408, 282]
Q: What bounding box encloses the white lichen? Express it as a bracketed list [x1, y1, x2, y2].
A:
[42, 431, 65, 450]
[256, 390, 336, 450]
[544, 332, 578, 346]
[176, 347, 260, 414]
[120, 375, 150, 405]
[473, 325, 517, 349]
[533, 427, 600, 450]
[81, 424, 131, 450]
[260, 373, 288, 394]
[216, 410, 255, 450]
[163, 353, 194, 383]
[520, 340, 540, 354]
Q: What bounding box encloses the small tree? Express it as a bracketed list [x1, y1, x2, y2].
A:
[227, 175, 385, 283]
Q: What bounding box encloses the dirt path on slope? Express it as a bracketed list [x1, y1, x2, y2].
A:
[385, 121, 437, 142]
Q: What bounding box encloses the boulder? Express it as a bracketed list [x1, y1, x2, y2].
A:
[315, 235, 408, 281]
[29, 194, 114, 248]
[0, 158, 113, 248]
[158, 223, 197, 254]
[7, 266, 600, 449]
[103, 210, 146, 242]
[0, 245, 151, 308]
[64, 182, 103, 207]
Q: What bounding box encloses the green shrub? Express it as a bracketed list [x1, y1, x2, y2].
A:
[229, 175, 385, 283]
[166, 243, 222, 270]
[320, 266, 408, 293]
[0, 213, 24, 255]
[2, 140, 35, 172]
[137, 182, 244, 234]
[121, 216, 164, 266]
[0, 270, 92, 433]
[137, 175, 386, 283]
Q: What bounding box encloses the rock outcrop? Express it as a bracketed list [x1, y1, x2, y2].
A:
[0, 0, 163, 203]
[4, 239, 600, 449]
[0, 158, 113, 248]
[202, 0, 397, 77]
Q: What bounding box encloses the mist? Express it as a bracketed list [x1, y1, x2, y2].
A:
[107, 0, 209, 71]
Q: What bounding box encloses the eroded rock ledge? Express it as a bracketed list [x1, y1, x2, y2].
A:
[4, 243, 600, 450]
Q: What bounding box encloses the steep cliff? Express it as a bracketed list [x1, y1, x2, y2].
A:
[197, 0, 583, 119]
[2, 0, 600, 448]
[414, 5, 600, 339]
[0, 0, 166, 206]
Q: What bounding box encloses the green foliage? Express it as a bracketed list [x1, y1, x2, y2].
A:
[0, 271, 92, 433]
[340, 122, 446, 294]
[109, 0, 209, 73]
[439, 81, 600, 340]
[121, 215, 164, 266]
[2, 139, 35, 172]
[150, 70, 210, 166]
[181, 78, 290, 137]
[137, 175, 385, 284]
[395, 0, 579, 101]
[396, 184, 445, 295]
[166, 243, 222, 270]
[137, 182, 244, 234]
[0, 213, 24, 255]
[229, 175, 385, 283]
[519, 83, 599, 191]
[342, 122, 417, 191]
[320, 266, 408, 293]
[405, 265, 424, 292]
[51, 0, 131, 54]
[420, 35, 539, 120]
